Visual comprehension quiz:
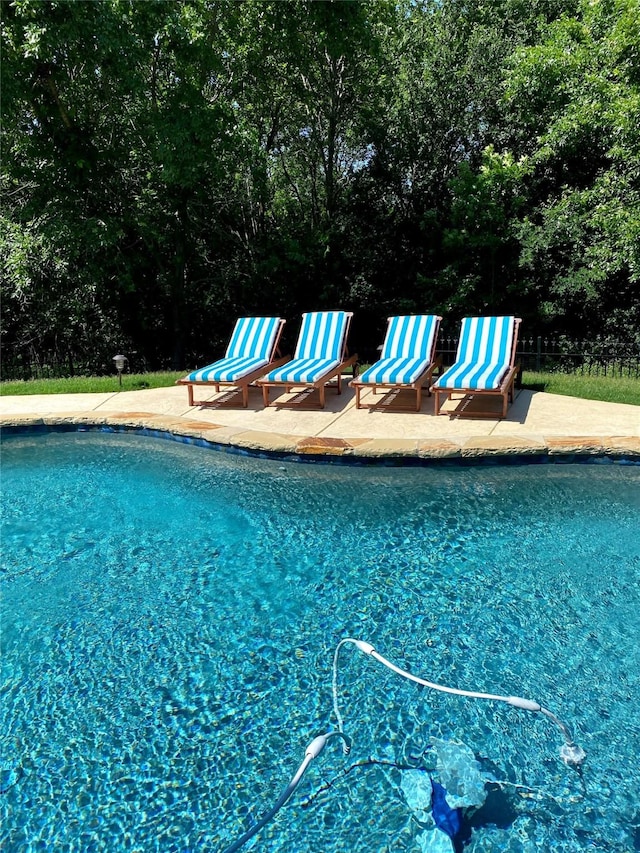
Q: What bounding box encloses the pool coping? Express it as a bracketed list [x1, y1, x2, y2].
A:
[2, 411, 640, 465]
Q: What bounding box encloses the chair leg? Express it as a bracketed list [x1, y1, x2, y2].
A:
[242, 385, 249, 408]
[188, 385, 195, 407]
[262, 386, 270, 407]
[319, 385, 326, 408]
[355, 385, 361, 409]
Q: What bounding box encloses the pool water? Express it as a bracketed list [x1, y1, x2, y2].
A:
[1, 432, 639, 852]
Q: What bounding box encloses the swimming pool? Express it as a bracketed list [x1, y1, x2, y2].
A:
[1, 432, 639, 852]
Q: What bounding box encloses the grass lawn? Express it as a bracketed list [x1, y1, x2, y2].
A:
[1, 369, 639, 405]
[520, 370, 640, 406]
[0, 372, 185, 396]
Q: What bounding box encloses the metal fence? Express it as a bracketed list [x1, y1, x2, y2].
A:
[436, 332, 640, 378]
[3, 333, 640, 382]
[0, 350, 148, 382]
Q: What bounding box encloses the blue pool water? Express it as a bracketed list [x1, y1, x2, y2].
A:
[1, 432, 639, 852]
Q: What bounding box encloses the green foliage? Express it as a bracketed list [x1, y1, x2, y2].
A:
[1, 0, 638, 379]
[504, 0, 640, 337]
[441, 148, 527, 313]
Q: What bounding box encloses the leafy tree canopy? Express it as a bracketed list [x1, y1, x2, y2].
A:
[1, 0, 638, 378]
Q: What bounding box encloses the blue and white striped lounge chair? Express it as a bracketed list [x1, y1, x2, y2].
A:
[257, 311, 357, 408]
[350, 315, 442, 411]
[177, 316, 287, 408]
[431, 316, 522, 418]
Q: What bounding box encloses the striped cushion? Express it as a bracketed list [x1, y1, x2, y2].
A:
[185, 356, 268, 384]
[294, 312, 349, 361]
[226, 317, 281, 360]
[435, 316, 515, 390]
[263, 358, 340, 384]
[359, 315, 439, 385]
[359, 357, 431, 385]
[380, 315, 438, 360]
[185, 317, 281, 383]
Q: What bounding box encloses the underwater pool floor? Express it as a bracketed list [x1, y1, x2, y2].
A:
[1, 433, 639, 852]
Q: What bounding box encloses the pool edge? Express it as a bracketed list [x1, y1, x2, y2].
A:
[2, 412, 639, 466]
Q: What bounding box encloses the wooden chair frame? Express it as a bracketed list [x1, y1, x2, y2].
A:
[431, 317, 522, 419]
[177, 318, 287, 408]
[257, 312, 357, 409]
[350, 315, 443, 412]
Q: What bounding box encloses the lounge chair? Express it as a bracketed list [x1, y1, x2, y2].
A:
[177, 316, 287, 407]
[431, 316, 522, 418]
[350, 315, 443, 412]
[257, 311, 357, 408]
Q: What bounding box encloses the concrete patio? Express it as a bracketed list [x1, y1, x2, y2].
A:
[1, 382, 639, 461]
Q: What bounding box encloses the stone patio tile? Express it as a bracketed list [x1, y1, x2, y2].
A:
[224, 430, 299, 453]
[349, 438, 421, 457]
[295, 436, 351, 455]
[0, 414, 46, 427]
[545, 436, 606, 455]
[416, 439, 462, 458]
[462, 435, 548, 457]
[602, 436, 640, 455]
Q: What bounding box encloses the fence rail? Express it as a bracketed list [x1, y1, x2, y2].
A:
[0, 351, 148, 382]
[435, 333, 640, 378]
[2, 334, 640, 381]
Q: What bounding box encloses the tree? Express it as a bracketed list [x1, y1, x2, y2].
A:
[503, 0, 640, 339]
[2, 0, 638, 379]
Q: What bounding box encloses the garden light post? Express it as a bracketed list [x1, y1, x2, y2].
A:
[113, 354, 127, 389]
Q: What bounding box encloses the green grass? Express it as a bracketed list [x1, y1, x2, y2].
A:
[1, 369, 639, 405]
[0, 371, 185, 396]
[520, 370, 640, 405]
